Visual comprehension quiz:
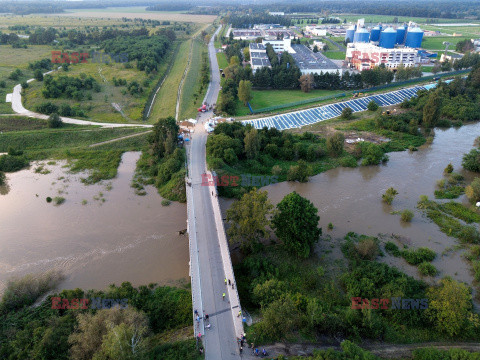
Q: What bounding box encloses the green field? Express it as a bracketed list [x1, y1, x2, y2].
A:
[216, 52, 229, 69]
[421, 36, 469, 50]
[422, 24, 480, 37]
[235, 89, 342, 116]
[178, 39, 209, 120]
[323, 51, 346, 60]
[149, 40, 192, 120]
[335, 14, 475, 25]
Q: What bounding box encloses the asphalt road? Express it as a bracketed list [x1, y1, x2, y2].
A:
[186, 26, 243, 360]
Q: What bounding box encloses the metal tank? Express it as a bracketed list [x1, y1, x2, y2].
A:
[405, 27, 424, 48]
[370, 26, 381, 42]
[395, 26, 406, 44]
[345, 26, 355, 43]
[379, 27, 396, 49]
[353, 28, 370, 43]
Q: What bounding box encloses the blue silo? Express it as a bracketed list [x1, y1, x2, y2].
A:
[345, 26, 355, 43]
[370, 26, 381, 42]
[379, 27, 396, 49]
[353, 28, 370, 43]
[405, 27, 424, 48]
[396, 26, 406, 44]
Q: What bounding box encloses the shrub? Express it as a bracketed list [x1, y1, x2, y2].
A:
[385, 241, 401, 257]
[0, 154, 29, 172]
[358, 142, 386, 166]
[341, 107, 353, 119]
[355, 237, 379, 260]
[46, 197, 52, 203]
[401, 247, 436, 265]
[326, 133, 344, 156]
[33, 69, 43, 81]
[21, 81, 28, 89]
[161, 199, 171, 206]
[328, 222, 333, 230]
[48, 113, 63, 128]
[401, 209, 414, 222]
[339, 155, 358, 167]
[418, 262, 438, 276]
[462, 149, 480, 172]
[367, 100, 379, 111]
[0, 171, 5, 186]
[444, 163, 454, 174]
[272, 165, 282, 176]
[465, 178, 480, 202]
[382, 187, 398, 205]
[53, 196, 65, 205]
[287, 160, 309, 182]
[36, 102, 59, 115]
[0, 80, 6, 88]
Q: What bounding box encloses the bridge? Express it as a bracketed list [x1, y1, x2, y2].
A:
[186, 26, 244, 359]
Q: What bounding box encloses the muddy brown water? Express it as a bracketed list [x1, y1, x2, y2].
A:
[221, 122, 480, 289]
[0, 152, 188, 294]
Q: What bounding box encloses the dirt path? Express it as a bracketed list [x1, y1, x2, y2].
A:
[88, 130, 151, 147]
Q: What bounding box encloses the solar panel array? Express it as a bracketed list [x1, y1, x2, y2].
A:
[242, 85, 429, 130]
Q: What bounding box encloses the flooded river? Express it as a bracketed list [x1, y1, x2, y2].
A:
[0, 152, 189, 293]
[222, 122, 480, 285]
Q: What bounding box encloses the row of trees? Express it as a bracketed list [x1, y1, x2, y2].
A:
[42, 74, 100, 100]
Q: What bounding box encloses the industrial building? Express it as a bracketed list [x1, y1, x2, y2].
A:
[346, 42, 419, 70]
[344, 20, 424, 49]
[232, 29, 262, 40]
[232, 27, 294, 40]
[304, 25, 327, 37]
[289, 44, 343, 75]
[262, 37, 292, 53]
[249, 43, 272, 72]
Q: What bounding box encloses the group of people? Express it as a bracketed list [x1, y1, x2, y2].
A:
[194, 309, 211, 330]
[237, 334, 269, 357]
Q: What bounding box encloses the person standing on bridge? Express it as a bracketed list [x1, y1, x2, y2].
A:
[224, 278, 227, 285]
[222, 292, 226, 300]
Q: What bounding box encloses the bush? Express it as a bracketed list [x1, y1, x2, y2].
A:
[287, 160, 309, 182]
[161, 199, 171, 206]
[328, 222, 333, 230]
[0, 80, 5, 88]
[401, 247, 436, 265]
[355, 237, 380, 260]
[272, 165, 283, 176]
[462, 149, 480, 172]
[385, 241, 401, 257]
[341, 107, 353, 119]
[0, 154, 29, 172]
[465, 178, 480, 202]
[418, 262, 438, 276]
[21, 81, 28, 89]
[326, 133, 344, 156]
[0, 171, 5, 186]
[53, 196, 65, 205]
[367, 100, 379, 111]
[358, 142, 387, 166]
[444, 163, 454, 174]
[36, 102, 59, 115]
[33, 69, 44, 81]
[382, 187, 398, 205]
[48, 113, 63, 128]
[401, 209, 414, 222]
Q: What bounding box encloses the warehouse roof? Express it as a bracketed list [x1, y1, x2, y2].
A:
[290, 44, 340, 70]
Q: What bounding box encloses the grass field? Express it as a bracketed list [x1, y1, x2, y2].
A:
[421, 36, 470, 50]
[422, 24, 480, 37]
[216, 52, 229, 70]
[214, 24, 227, 49]
[235, 89, 342, 116]
[178, 39, 209, 120]
[335, 14, 475, 25]
[323, 51, 346, 60]
[0, 14, 128, 30]
[149, 40, 192, 120]
[55, 7, 217, 24]
[23, 57, 158, 124]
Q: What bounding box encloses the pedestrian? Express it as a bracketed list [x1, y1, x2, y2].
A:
[205, 313, 209, 322]
[240, 339, 244, 346]
[199, 347, 204, 354]
[237, 310, 242, 318]
[240, 346, 243, 354]
[222, 292, 226, 300]
[197, 332, 201, 339]
[228, 279, 231, 285]
[224, 278, 227, 285]
[194, 309, 198, 316]
[232, 283, 235, 290]
[196, 315, 200, 323]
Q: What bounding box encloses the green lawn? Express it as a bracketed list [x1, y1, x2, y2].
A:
[323, 51, 346, 60]
[216, 52, 229, 70]
[235, 89, 342, 116]
[422, 24, 480, 37]
[335, 14, 474, 24]
[421, 36, 470, 50]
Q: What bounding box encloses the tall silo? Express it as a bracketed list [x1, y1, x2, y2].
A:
[379, 27, 396, 49]
[405, 27, 424, 48]
[345, 26, 355, 43]
[396, 26, 406, 44]
[353, 28, 370, 43]
[370, 26, 381, 42]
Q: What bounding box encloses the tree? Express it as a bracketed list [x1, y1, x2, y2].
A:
[287, 160, 309, 182]
[149, 117, 179, 159]
[462, 149, 480, 172]
[465, 177, 480, 202]
[242, 47, 250, 61]
[313, 45, 319, 53]
[226, 189, 273, 252]
[326, 133, 344, 156]
[69, 307, 150, 360]
[426, 277, 472, 336]
[341, 107, 353, 119]
[256, 296, 302, 340]
[299, 74, 314, 93]
[48, 113, 63, 128]
[229, 55, 240, 66]
[367, 100, 379, 111]
[238, 79, 252, 106]
[272, 191, 321, 258]
[34, 69, 43, 81]
[422, 90, 442, 128]
[244, 127, 259, 159]
[382, 187, 398, 205]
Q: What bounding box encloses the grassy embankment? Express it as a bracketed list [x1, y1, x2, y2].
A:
[0, 116, 149, 183]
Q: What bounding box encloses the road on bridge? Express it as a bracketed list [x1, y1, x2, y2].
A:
[186, 26, 243, 360]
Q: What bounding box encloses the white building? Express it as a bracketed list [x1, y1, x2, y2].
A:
[305, 25, 327, 37]
[345, 43, 419, 70]
[249, 43, 272, 72]
[262, 37, 292, 53]
[269, 12, 285, 16]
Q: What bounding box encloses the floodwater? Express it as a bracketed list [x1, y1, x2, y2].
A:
[222, 122, 480, 286]
[0, 152, 189, 294]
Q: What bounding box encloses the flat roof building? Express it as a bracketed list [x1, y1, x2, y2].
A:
[289, 44, 342, 75]
[249, 43, 272, 72]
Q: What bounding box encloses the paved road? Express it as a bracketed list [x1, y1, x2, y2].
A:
[186, 26, 243, 360]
